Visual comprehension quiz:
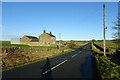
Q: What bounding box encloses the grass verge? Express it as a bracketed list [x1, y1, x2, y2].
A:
[95, 55, 120, 79]
[92, 42, 120, 79]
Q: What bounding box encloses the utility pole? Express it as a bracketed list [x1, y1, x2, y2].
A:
[103, 3, 106, 56]
[59, 33, 61, 45]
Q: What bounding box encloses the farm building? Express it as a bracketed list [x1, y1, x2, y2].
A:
[20, 35, 39, 46]
[19, 30, 56, 46]
[39, 30, 56, 46]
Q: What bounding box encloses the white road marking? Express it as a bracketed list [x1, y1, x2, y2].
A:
[72, 54, 78, 58]
[42, 59, 68, 75]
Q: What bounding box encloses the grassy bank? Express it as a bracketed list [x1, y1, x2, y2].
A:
[92, 41, 120, 79]
[95, 55, 120, 79]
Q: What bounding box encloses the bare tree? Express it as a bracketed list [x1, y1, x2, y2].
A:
[112, 17, 120, 38]
[112, 16, 120, 49]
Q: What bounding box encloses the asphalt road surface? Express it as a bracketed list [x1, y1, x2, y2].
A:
[2, 43, 98, 79]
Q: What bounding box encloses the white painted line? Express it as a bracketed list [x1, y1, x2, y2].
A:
[42, 59, 68, 75]
[72, 54, 78, 58]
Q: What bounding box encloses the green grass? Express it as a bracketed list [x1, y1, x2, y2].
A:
[1, 41, 29, 47]
[92, 42, 111, 55]
[0, 41, 10, 46]
[92, 40, 120, 79]
[95, 55, 120, 79]
[92, 40, 118, 55]
[94, 40, 118, 51]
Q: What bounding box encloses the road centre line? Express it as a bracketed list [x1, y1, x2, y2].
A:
[71, 51, 81, 58]
[72, 54, 78, 58]
[42, 59, 68, 75]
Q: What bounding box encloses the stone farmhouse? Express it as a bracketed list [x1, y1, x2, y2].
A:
[20, 30, 56, 46]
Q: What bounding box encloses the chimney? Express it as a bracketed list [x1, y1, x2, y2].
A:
[50, 32, 52, 34]
[43, 30, 46, 33]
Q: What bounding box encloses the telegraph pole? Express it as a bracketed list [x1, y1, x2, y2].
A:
[59, 33, 61, 45]
[103, 3, 106, 56]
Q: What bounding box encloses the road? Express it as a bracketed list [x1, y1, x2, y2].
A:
[2, 43, 98, 79]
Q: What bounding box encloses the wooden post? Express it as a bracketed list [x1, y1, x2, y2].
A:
[59, 33, 61, 45]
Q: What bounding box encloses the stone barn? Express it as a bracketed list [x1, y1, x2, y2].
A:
[20, 35, 39, 46]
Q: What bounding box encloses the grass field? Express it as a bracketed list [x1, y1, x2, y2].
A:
[94, 40, 118, 51]
[93, 40, 118, 54]
[1, 41, 29, 47]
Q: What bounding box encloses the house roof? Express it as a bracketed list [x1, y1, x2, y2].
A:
[24, 36, 38, 42]
[46, 33, 55, 37]
[30, 39, 39, 42]
[25, 35, 38, 39]
[25, 36, 39, 42]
